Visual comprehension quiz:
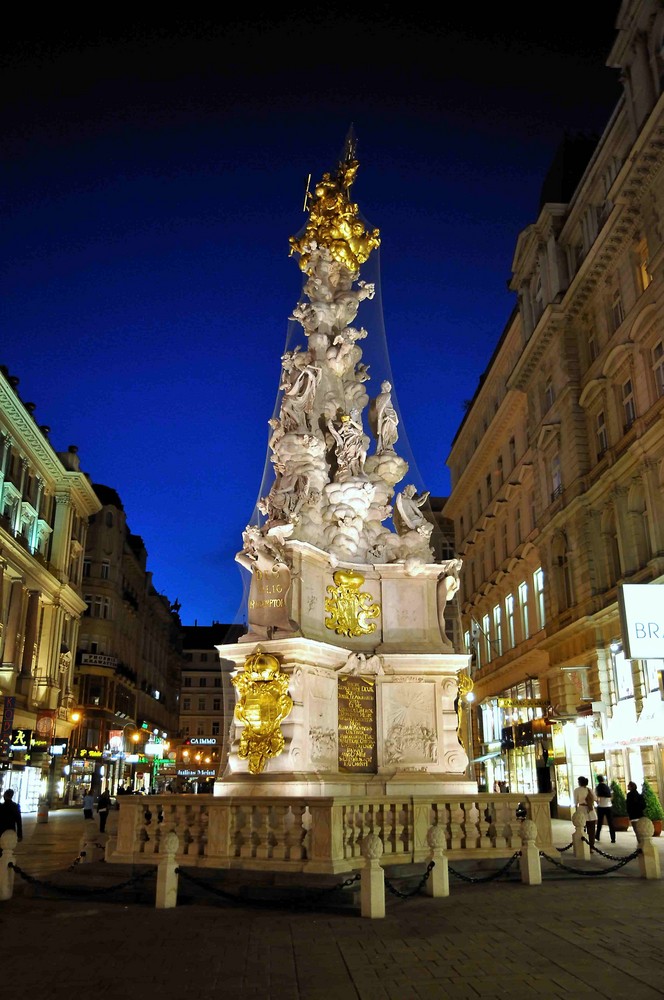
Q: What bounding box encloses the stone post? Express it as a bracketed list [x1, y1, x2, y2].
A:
[519, 819, 542, 885]
[635, 818, 661, 880]
[79, 824, 105, 863]
[0, 830, 17, 900]
[360, 833, 385, 919]
[155, 831, 180, 909]
[571, 809, 590, 859]
[425, 825, 449, 897]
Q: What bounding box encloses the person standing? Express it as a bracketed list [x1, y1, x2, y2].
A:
[0, 789, 23, 842]
[97, 788, 112, 833]
[573, 776, 598, 849]
[82, 788, 94, 820]
[626, 781, 646, 833]
[594, 775, 616, 843]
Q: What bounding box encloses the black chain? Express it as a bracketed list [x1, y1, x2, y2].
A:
[556, 842, 573, 853]
[448, 851, 521, 883]
[539, 847, 641, 876]
[8, 861, 155, 896]
[384, 861, 435, 899]
[175, 866, 361, 909]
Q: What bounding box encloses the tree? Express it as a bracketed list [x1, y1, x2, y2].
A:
[642, 779, 664, 821]
[610, 780, 627, 816]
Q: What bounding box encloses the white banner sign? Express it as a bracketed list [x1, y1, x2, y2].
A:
[619, 584, 664, 658]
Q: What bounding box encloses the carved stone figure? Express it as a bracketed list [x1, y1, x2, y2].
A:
[393, 484, 430, 535]
[327, 409, 367, 479]
[369, 380, 399, 453]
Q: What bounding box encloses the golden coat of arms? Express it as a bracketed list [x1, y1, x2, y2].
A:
[232, 647, 293, 774]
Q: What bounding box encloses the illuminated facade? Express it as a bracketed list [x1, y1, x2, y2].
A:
[174, 623, 244, 792]
[444, 0, 664, 815]
[74, 485, 184, 796]
[0, 365, 101, 812]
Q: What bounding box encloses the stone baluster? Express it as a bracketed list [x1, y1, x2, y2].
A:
[0, 830, 17, 900]
[518, 819, 542, 885]
[635, 818, 661, 880]
[571, 809, 591, 859]
[425, 826, 449, 898]
[155, 831, 180, 908]
[360, 833, 385, 919]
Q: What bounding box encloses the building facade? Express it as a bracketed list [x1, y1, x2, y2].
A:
[74, 485, 184, 797]
[0, 366, 101, 811]
[175, 623, 245, 792]
[444, 0, 664, 815]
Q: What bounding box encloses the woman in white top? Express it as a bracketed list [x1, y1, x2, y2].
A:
[573, 776, 598, 849]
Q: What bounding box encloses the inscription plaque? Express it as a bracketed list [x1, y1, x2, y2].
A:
[337, 676, 377, 773]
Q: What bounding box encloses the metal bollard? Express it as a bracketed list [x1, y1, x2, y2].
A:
[0, 830, 18, 900]
[37, 797, 49, 824]
[360, 833, 385, 919]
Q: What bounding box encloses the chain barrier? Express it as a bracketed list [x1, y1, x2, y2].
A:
[448, 852, 521, 883]
[8, 861, 156, 897]
[539, 846, 641, 877]
[175, 866, 361, 910]
[67, 852, 85, 871]
[556, 842, 573, 853]
[384, 861, 435, 899]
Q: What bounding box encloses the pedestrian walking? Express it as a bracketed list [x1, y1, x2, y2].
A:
[595, 775, 616, 843]
[82, 789, 94, 820]
[0, 788, 23, 842]
[626, 780, 646, 833]
[573, 776, 598, 849]
[97, 788, 112, 833]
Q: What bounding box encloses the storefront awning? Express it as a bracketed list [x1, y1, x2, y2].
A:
[633, 693, 664, 745]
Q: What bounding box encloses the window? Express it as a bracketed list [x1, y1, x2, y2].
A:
[486, 472, 493, 501]
[199, 677, 207, 687]
[213, 697, 221, 711]
[183, 676, 192, 687]
[196, 723, 205, 736]
[496, 454, 504, 486]
[612, 645, 633, 700]
[200, 653, 208, 662]
[506, 594, 515, 648]
[198, 697, 206, 711]
[653, 341, 664, 398]
[482, 614, 490, 662]
[515, 506, 522, 546]
[476, 488, 482, 519]
[101, 561, 110, 580]
[185, 653, 193, 662]
[544, 377, 554, 412]
[611, 285, 624, 330]
[534, 567, 545, 629]
[83, 560, 91, 578]
[596, 410, 608, 456]
[183, 697, 191, 711]
[622, 378, 636, 430]
[492, 604, 503, 656]
[518, 581, 529, 639]
[212, 721, 220, 736]
[509, 436, 516, 469]
[501, 521, 508, 560]
[551, 454, 562, 501]
[84, 595, 92, 616]
[588, 331, 598, 362]
[105, 510, 113, 528]
[636, 237, 651, 291]
[214, 677, 221, 687]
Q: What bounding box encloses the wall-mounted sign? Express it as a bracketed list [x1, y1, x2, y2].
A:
[10, 728, 31, 752]
[619, 584, 664, 658]
[186, 737, 218, 745]
[81, 653, 118, 668]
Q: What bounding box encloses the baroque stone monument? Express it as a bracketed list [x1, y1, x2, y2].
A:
[215, 134, 475, 797]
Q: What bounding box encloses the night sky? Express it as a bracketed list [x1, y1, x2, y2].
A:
[1, 6, 623, 626]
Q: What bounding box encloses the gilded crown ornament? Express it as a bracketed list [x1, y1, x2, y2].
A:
[232, 647, 293, 774]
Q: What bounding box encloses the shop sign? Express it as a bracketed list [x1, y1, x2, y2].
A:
[78, 748, 103, 758]
[619, 584, 664, 658]
[81, 653, 118, 667]
[10, 728, 31, 752]
[49, 738, 68, 755]
[186, 737, 218, 745]
[177, 768, 216, 777]
[1, 697, 16, 756]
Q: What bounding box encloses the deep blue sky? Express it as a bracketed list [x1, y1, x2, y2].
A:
[1, 7, 622, 626]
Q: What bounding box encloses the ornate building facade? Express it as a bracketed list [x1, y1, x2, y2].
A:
[74, 484, 185, 797]
[444, 0, 664, 815]
[0, 365, 101, 811]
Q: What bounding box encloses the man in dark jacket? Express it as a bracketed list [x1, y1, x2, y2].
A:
[0, 788, 23, 841]
[595, 775, 616, 843]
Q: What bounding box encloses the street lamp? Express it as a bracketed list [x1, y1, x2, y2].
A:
[65, 710, 83, 804]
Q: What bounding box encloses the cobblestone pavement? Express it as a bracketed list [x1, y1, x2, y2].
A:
[2, 808, 663, 999]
